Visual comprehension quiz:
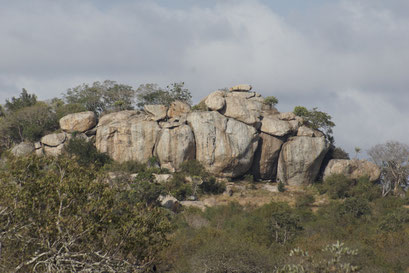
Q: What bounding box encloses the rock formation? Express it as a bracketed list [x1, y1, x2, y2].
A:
[8, 84, 381, 186]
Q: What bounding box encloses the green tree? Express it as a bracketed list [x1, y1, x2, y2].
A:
[64, 80, 136, 114]
[293, 106, 335, 143]
[0, 154, 170, 272]
[264, 96, 279, 106]
[5, 88, 37, 112]
[136, 82, 192, 107]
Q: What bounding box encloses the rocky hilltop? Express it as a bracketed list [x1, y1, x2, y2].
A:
[14, 84, 380, 185]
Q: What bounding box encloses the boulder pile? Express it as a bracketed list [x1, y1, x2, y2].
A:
[10, 85, 381, 186]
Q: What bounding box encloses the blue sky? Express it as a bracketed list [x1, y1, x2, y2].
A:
[0, 0, 408, 156]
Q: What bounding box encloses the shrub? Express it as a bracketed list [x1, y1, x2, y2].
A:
[264, 96, 279, 106]
[166, 173, 193, 201]
[180, 159, 208, 178]
[339, 197, 371, 218]
[324, 174, 354, 199]
[295, 194, 315, 208]
[377, 208, 409, 232]
[64, 136, 111, 168]
[199, 177, 226, 194]
[278, 181, 286, 192]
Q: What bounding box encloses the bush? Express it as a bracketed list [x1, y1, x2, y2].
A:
[378, 208, 409, 232]
[278, 181, 286, 192]
[0, 154, 171, 272]
[339, 197, 371, 218]
[264, 96, 279, 106]
[199, 177, 226, 194]
[323, 174, 354, 199]
[295, 194, 315, 208]
[166, 173, 193, 201]
[180, 159, 208, 178]
[64, 136, 111, 168]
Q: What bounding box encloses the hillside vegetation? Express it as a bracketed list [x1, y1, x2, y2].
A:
[0, 82, 408, 272]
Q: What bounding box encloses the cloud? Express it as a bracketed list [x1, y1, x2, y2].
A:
[0, 0, 408, 156]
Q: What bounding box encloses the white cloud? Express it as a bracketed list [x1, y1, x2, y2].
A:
[0, 0, 408, 156]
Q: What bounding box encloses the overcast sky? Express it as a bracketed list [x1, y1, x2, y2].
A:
[1, 0, 408, 157]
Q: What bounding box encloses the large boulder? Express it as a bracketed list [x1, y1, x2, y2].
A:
[167, 100, 191, 118]
[154, 124, 196, 171]
[41, 132, 67, 147]
[96, 112, 160, 163]
[323, 159, 381, 182]
[221, 94, 263, 126]
[187, 111, 259, 178]
[59, 111, 97, 133]
[98, 110, 141, 127]
[205, 90, 226, 111]
[260, 116, 293, 137]
[11, 142, 35, 156]
[43, 144, 65, 157]
[144, 104, 167, 121]
[277, 136, 329, 186]
[251, 133, 283, 180]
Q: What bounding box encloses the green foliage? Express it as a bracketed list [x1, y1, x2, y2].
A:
[51, 98, 87, 120]
[179, 159, 208, 178]
[293, 106, 335, 143]
[323, 174, 355, 199]
[5, 88, 37, 112]
[264, 96, 279, 106]
[377, 208, 409, 232]
[0, 154, 171, 272]
[278, 181, 286, 192]
[199, 176, 226, 194]
[64, 136, 111, 168]
[136, 82, 192, 107]
[191, 100, 208, 111]
[338, 197, 371, 218]
[64, 80, 136, 114]
[267, 202, 303, 244]
[0, 102, 58, 146]
[167, 173, 193, 201]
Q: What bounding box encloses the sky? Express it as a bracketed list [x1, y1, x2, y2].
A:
[0, 0, 408, 157]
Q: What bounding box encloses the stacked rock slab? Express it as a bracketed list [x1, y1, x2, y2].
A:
[251, 133, 283, 180]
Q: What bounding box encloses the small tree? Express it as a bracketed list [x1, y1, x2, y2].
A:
[5, 88, 37, 112]
[264, 96, 279, 106]
[368, 141, 409, 196]
[293, 106, 335, 143]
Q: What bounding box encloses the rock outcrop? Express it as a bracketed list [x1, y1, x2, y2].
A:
[187, 111, 259, 178]
[277, 136, 329, 186]
[59, 111, 97, 133]
[323, 159, 381, 182]
[144, 105, 168, 121]
[11, 142, 35, 156]
[205, 90, 225, 111]
[167, 100, 191, 118]
[96, 113, 161, 162]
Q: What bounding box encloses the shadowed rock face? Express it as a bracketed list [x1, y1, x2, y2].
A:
[277, 136, 329, 186]
[187, 111, 259, 178]
[323, 159, 381, 182]
[251, 133, 283, 180]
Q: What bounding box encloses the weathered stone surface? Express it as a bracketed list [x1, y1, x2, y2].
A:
[41, 132, 67, 147]
[277, 136, 329, 186]
[205, 90, 226, 111]
[323, 159, 381, 182]
[187, 111, 259, 178]
[229, 84, 252, 92]
[59, 111, 97, 133]
[297, 126, 324, 137]
[43, 144, 65, 157]
[96, 112, 160, 163]
[222, 95, 262, 126]
[278, 112, 297, 121]
[227, 91, 255, 99]
[154, 124, 196, 171]
[144, 104, 167, 121]
[167, 100, 191, 118]
[98, 110, 142, 127]
[260, 116, 293, 137]
[11, 142, 35, 156]
[251, 133, 283, 180]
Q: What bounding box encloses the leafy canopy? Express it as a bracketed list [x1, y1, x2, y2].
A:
[136, 82, 192, 107]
